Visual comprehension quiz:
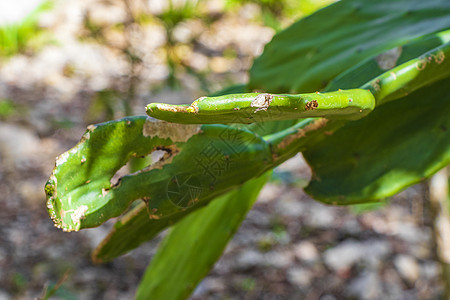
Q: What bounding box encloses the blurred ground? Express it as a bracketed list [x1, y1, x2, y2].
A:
[0, 1, 446, 299]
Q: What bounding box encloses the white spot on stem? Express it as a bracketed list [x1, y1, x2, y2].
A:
[251, 94, 273, 112]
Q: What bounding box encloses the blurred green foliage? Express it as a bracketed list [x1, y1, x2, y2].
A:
[0, 0, 53, 58]
[10, 272, 27, 294]
[240, 277, 257, 292]
[226, 0, 335, 30]
[80, 0, 335, 121]
[40, 270, 75, 300]
[0, 99, 15, 118]
[349, 201, 387, 214]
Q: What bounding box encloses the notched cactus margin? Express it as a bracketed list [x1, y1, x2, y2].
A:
[45, 117, 202, 232]
[46, 116, 276, 232]
[146, 89, 375, 124]
[45, 126, 97, 231]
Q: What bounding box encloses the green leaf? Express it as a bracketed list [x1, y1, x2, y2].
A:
[136, 172, 270, 300]
[325, 29, 450, 92]
[45, 116, 272, 231]
[146, 89, 375, 124]
[303, 77, 450, 204]
[249, 0, 450, 93]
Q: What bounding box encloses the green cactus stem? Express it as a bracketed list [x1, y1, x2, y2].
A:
[362, 42, 450, 105]
[146, 89, 375, 124]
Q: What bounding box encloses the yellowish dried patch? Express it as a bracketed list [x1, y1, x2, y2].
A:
[415, 59, 427, 71]
[188, 198, 199, 206]
[186, 106, 199, 113]
[155, 103, 186, 113]
[101, 188, 109, 197]
[276, 118, 328, 150]
[143, 117, 201, 142]
[71, 205, 88, 226]
[416, 50, 446, 71]
[434, 50, 445, 64]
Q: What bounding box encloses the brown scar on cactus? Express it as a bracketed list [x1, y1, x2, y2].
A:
[276, 118, 328, 151]
[148, 214, 160, 220]
[415, 59, 427, 70]
[434, 50, 445, 64]
[415, 50, 446, 71]
[305, 100, 319, 110]
[146, 206, 162, 220]
[145, 206, 161, 220]
[148, 97, 206, 114]
[251, 93, 273, 112]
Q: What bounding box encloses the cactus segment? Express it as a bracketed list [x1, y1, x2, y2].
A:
[45, 116, 272, 232]
[362, 42, 450, 105]
[303, 78, 450, 204]
[146, 89, 375, 124]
